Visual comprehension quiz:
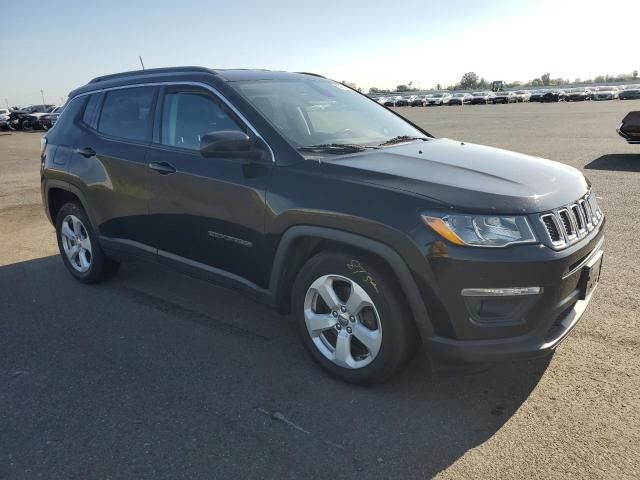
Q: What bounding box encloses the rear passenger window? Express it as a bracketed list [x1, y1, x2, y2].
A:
[82, 94, 101, 127]
[98, 87, 155, 142]
[161, 90, 242, 151]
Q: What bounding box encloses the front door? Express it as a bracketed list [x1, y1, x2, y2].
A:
[146, 85, 270, 287]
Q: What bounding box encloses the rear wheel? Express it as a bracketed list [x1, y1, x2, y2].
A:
[292, 252, 415, 384]
[55, 202, 119, 283]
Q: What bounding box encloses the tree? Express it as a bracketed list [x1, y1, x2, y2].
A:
[594, 75, 606, 83]
[541, 73, 551, 86]
[634, 70, 638, 79]
[396, 84, 410, 92]
[459, 72, 478, 89]
[436, 83, 441, 90]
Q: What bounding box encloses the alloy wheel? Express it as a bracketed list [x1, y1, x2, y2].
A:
[60, 214, 92, 273]
[303, 274, 382, 369]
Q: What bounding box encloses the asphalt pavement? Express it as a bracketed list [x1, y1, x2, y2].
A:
[1, 100, 639, 479]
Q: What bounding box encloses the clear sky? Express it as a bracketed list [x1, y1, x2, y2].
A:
[1, 0, 637, 106]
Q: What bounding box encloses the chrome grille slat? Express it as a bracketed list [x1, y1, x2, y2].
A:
[539, 192, 603, 250]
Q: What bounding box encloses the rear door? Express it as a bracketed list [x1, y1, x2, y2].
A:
[68, 86, 158, 256]
[145, 85, 270, 286]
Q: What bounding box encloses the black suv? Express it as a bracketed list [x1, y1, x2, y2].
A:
[41, 67, 605, 383]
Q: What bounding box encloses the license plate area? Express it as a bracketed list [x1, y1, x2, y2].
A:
[579, 250, 603, 300]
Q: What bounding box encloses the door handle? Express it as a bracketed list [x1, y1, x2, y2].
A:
[148, 161, 177, 175]
[76, 147, 96, 158]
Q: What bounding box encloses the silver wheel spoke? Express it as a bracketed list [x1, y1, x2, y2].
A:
[67, 244, 80, 260]
[312, 277, 340, 310]
[305, 310, 337, 334]
[80, 237, 92, 253]
[61, 222, 75, 240]
[72, 217, 83, 236]
[78, 249, 91, 270]
[352, 323, 382, 357]
[333, 331, 353, 367]
[346, 283, 371, 316]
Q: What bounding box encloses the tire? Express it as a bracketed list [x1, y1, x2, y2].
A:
[292, 251, 415, 384]
[55, 201, 119, 283]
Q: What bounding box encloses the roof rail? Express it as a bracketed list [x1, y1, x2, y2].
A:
[295, 72, 326, 79]
[89, 66, 215, 84]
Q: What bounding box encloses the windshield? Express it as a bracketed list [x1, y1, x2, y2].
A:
[232, 78, 427, 151]
[598, 87, 614, 91]
[453, 93, 465, 97]
[431, 93, 444, 98]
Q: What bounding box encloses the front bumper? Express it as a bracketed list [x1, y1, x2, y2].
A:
[411, 218, 605, 365]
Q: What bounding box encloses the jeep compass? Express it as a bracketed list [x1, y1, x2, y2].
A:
[41, 67, 605, 383]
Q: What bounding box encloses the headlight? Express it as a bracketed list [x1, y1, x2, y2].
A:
[421, 213, 537, 247]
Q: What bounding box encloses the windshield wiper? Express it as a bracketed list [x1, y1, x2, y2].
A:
[378, 135, 428, 146]
[297, 143, 378, 154]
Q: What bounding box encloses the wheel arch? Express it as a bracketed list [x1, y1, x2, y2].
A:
[45, 180, 97, 229]
[269, 225, 435, 340]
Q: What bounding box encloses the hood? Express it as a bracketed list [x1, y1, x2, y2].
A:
[327, 138, 588, 214]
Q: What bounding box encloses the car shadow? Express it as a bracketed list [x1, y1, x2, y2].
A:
[585, 153, 640, 172]
[0, 255, 551, 479]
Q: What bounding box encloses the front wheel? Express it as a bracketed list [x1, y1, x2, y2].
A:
[292, 252, 415, 384]
[55, 202, 119, 283]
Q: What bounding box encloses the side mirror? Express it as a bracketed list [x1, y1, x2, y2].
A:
[200, 130, 269, 161]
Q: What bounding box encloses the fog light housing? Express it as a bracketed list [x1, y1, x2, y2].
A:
[461, 287, 542, 325]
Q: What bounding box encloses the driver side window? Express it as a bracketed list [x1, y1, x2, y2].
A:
[160, 89, 243, 151]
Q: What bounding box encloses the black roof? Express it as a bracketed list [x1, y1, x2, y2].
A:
[69, 66, 325, 98]
[88, 66, 324, 84]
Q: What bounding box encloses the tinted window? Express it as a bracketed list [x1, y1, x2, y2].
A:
[47, 96, 86, 138]
[98, 87, 155, 141]
[82, 94, 100, 127]
[161, 90, 242, 150]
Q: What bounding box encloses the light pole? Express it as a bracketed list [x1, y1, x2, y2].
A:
[40, 89, 45, 105]
[139, 56, 145, 70]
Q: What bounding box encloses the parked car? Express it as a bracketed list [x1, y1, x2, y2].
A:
[23, 106, 62, 130]
[394, 96, 410, 107]
[0, 108, 10, 116]
[39, 105, 65, 130]
[565, 87, 592, 102]
[619, 86, 640, 100]
[0, 113, 11, 131]
[514, 90, 532, 102]
[410, 95, 428, 107]
[383, 97, 396, 107]
[470, 92, 494, 105]
[541, 90, 566, 103]
[529, 90, 547, 102]
[41, 66, 605, 384]
[425, 92, 451, 106]
[8, 104, 55, 129]
[493, 91, 516, 104]
[448, 92, 472, 105]
[592, 87, 619, 101]
[617, 111, 640, 144]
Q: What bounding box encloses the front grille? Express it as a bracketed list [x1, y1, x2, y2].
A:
[538, 192, 603, 249]
[541, 215, 562, 242]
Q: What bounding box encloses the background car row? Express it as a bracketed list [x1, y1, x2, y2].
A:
[0, 104, 64, 131]
[376, 84, 640, 106]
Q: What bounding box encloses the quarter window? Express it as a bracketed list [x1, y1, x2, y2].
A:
[160, 90, 242, 151]
[82, 94, 101, 127]
[97, 87, 155, 142]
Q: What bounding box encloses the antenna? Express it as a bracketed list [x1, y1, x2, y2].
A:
[139, 56, 145, 70]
